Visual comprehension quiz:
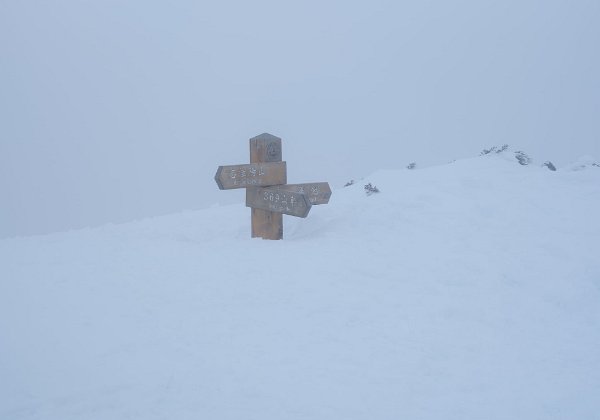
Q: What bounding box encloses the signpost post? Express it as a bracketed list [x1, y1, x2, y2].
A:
[248, 133, 284, 239]
[214, 133, 331, 239]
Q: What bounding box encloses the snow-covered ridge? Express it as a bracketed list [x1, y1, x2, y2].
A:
[1, 155, 599, 419]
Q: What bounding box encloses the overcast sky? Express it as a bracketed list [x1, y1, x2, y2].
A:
[1, 0, 598, 238]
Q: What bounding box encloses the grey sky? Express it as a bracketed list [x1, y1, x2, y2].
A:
[1, 0, 599, 238]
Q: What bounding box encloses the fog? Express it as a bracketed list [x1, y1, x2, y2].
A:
[1, 0, 598, 238]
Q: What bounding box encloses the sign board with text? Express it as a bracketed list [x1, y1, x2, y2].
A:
[246, 187, 312, 218]
[214, 162, 287, 190]
[267, 182, 332, 205]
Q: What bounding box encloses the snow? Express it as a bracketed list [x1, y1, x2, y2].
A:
[1, 154, 600, 419]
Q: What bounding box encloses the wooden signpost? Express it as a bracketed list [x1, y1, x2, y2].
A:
[215, 133, 331, 239]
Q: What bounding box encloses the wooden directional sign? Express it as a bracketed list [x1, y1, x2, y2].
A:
[214, 162, 287, 190]
[214, 133, 331, 239]
[267, 182, 331, 205]
[246, 187, 312, 218]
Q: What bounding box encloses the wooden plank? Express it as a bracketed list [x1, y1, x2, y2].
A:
[248, 133, 285, 239]
[267, 182, 331, 205]
[246, 187, 312, 218]
[214, 162, 287, 190]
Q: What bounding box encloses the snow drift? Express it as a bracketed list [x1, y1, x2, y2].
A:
[1, 154, 599, 419]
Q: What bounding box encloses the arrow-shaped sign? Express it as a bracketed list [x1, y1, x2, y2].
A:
[266, 182, 331, 205]
[214, 162, 287, 190]
[246, 187, 312, 218]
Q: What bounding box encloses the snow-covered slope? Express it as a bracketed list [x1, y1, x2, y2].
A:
[2, 154, 600, 420]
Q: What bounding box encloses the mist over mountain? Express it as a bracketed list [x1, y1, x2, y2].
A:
[2, 0, 599, 237]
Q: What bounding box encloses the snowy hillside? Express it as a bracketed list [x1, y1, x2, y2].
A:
[1, 153, 600, 420]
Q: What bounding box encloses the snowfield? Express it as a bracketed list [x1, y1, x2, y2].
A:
[1, 153, 599, 419]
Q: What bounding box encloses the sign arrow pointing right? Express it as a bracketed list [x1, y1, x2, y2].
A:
[246, 187, 312, 218]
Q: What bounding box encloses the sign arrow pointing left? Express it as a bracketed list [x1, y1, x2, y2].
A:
[214, 162, 287, 190]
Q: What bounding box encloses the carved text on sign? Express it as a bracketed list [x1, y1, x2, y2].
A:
[246, 187, 311, 218]
[266, 182, 332, 205]
[214, 162, 287, 190]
